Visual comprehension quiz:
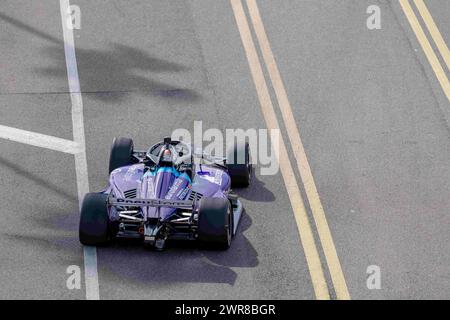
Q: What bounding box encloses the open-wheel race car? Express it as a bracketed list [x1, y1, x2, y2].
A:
[79, 137, 251, 250]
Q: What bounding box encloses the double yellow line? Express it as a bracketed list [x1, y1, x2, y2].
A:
[400, 0, 450, 102]
[230, 0, 350, 300]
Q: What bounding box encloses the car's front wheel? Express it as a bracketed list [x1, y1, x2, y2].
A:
[109, 137, 134, 174]
[227, 141, 252, 188]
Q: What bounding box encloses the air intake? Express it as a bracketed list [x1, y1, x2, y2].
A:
[188, 191, 203, 202]
[123, 189, 137, 198]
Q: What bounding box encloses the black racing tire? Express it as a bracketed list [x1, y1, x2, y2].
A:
[227, 141, 251, 188]
[197, 197, 232, 250]
[109, 137, 134, 174]
[79, 193, 111, 246]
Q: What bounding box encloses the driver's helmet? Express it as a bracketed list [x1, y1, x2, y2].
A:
[158, 145, 175, 166]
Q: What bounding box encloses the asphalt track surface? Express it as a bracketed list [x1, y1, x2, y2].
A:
[0, 0, 449, 300]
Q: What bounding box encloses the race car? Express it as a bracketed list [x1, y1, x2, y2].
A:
[79, 136, 251, 250]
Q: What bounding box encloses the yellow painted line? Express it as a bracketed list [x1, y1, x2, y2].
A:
[230, 0, 330, 300]
[414, 0, 450, 71]
[245, 0, 350, 300]
[400, 0, 450, 103]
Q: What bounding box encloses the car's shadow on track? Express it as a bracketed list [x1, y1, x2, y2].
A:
[233, 170, 276, 202]
[96, 211, 257, 286]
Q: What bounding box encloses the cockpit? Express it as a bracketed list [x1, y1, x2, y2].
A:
[146, 137, 192, 167]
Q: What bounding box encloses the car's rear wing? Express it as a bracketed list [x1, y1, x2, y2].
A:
[108, 196, 194, 209]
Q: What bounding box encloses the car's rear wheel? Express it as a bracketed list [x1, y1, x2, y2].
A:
[109, 137, 134, 174]
[197, 198, 232, 250]
[79, 193, 111, 246]
[227, 141, 251, 188]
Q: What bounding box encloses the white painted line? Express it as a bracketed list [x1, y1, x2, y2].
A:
[83, 246, 99, 296]
[59, 0, 99, 300]
[0, 124, 82, 154]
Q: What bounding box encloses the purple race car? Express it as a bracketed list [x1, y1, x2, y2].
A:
[79, 137, 251, 250]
